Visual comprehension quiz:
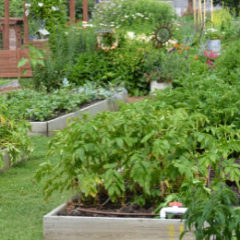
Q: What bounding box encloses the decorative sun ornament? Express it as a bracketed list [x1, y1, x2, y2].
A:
[152, 25, 172, 48]
[96, 30, 118, 52]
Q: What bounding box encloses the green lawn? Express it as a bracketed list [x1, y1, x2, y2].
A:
[0, 136, 69, 240]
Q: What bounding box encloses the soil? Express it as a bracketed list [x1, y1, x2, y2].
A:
[59, 201, 158, 218]
[128, 95, 152, 103]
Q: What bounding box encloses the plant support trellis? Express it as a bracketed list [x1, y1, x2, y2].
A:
[193, 0, 214, 26]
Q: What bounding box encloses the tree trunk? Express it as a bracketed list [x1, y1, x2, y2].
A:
[187, 0, 193, 14]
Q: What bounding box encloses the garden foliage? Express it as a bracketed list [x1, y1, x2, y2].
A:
[0, 84, 122, 122]
[36, 69, 240, 208]
[28, 0, 178, 95]
[181, 183, 240, 239]
[35, 21, 240, 237]
[2, 0, 240, 237]
[92, 0, 175, 33]
[0, 106, 32, 169]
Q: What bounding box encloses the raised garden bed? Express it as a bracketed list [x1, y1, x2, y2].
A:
[0, 150, 26, 173]
[44, 203, 194, 240]
[29, 91, 128, 136]
[0, 151, 10, 173]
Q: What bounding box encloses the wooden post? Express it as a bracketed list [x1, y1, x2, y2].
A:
[187, 0, 193, 15]
[193, 0, 196, 25]
[211, 0, 214, 23]
[203, 0, 206, 27]
[70, 0, 76, 23]
[24, 0, 29, 44]
[4, 0, 10, 50]
[83, 0, 88, 22]
[198, 0, 202, 25]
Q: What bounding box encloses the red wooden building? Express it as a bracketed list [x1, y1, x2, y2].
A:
[0, 0, 88, 78]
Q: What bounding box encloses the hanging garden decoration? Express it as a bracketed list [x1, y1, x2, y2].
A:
[152, 25, 172, 48]
[96, 30, 119, 52]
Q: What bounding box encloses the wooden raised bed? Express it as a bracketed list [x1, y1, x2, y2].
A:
[0, 150, 27, 173]
[0, 151, 10, 173]
[29, 91, 128, 136]
[44, 203, 194, 240]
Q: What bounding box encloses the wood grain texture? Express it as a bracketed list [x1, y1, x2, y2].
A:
[44, 204, 194, 240]
[0, 49, 32, 78]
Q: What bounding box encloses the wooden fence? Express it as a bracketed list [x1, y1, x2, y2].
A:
[0, 49, 32, 78]
[0, 40, 48, 78]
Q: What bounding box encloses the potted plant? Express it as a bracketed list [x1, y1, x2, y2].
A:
[205, 28, 224, 54]
[143, 48, 187, 93]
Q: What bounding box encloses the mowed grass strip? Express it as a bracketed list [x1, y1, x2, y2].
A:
[0, 136, 69, 240]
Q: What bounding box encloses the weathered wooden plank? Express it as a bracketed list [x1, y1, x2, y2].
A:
[0, 72, 32, 78]
[0, 48, 33, 78]
[44, 203, 194, 240]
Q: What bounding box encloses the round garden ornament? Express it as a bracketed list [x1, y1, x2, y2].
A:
[152, 25, 172, 48]
[97, 30, 118, 52]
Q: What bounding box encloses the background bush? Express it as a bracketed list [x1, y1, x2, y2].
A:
[92, 0, 175, 33]
[67, 39, 149, 96]
[33, 26, 97, 91]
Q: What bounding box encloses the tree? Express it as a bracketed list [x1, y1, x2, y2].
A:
[187, 0, 193, 14]
[214, 0, 240, 15]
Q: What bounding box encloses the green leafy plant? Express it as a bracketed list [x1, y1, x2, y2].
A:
[35, 92, 240, 208]
[215, 40, 240, 78]
[181, 183, 240, 240]
[204, 28, 224, 40]
[0, 0, 24, 17]
[33, 25, 97, 91]
[28, 0, 67, 31]
[67, 40, 148, 96]
[92, 0, 175, 34]
[18, 44, 45, 77]
[0, 84, 120, 122]
[142, 48, 188, 83]
[0, 106, 32, 169]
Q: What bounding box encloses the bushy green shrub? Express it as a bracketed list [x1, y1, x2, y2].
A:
[29, 0, 67, 31]
[0, 106, 32, 169]
[93, 0, 175, 33]
[67, 40, 148, 96]
[142, 47, 190, 83]
[32, 26, 97, 91]
[0, 0, 24, 17]
[215, 40, 240, 77]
